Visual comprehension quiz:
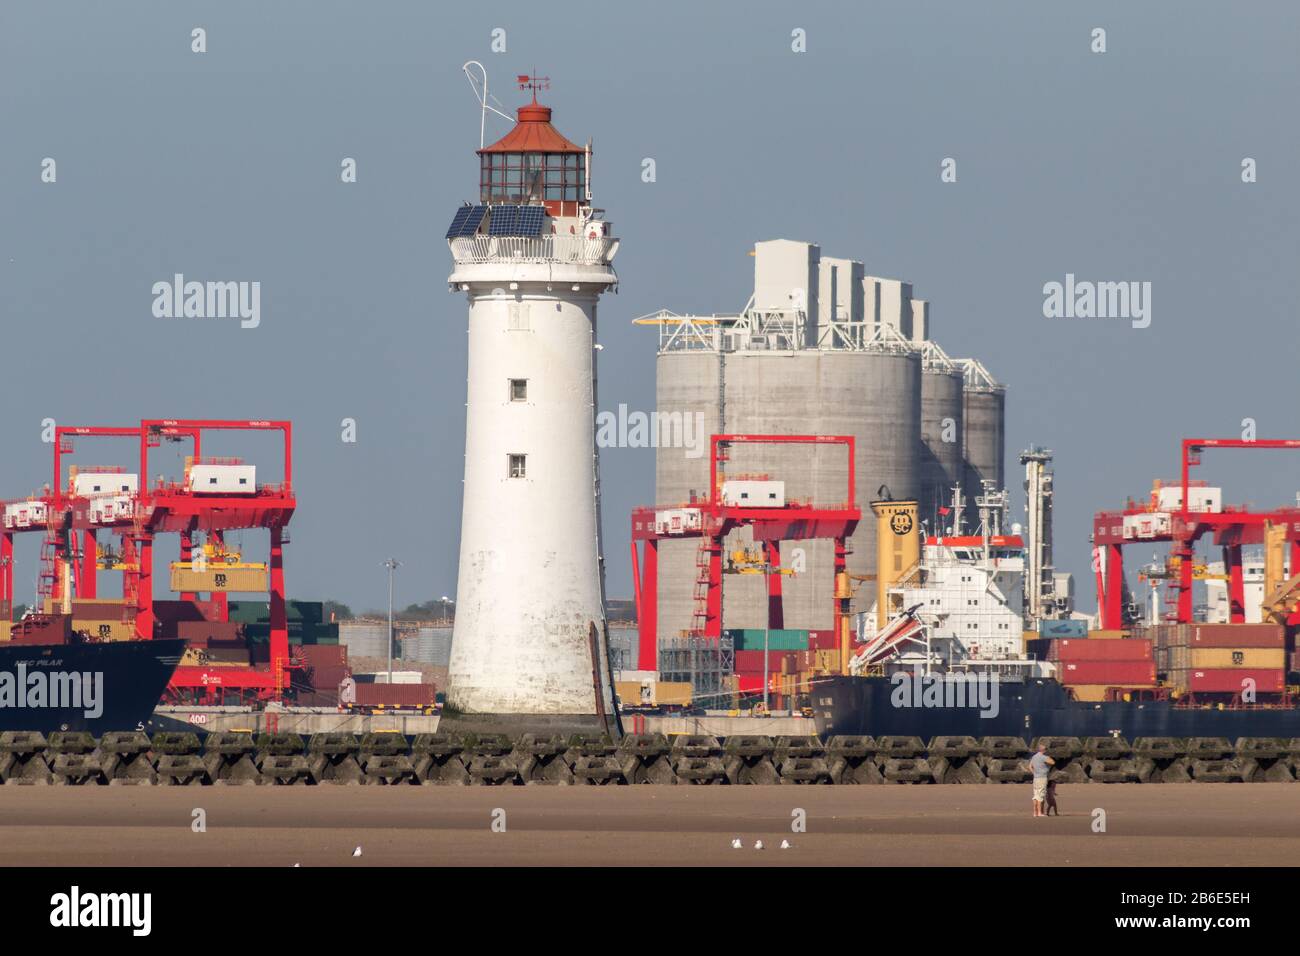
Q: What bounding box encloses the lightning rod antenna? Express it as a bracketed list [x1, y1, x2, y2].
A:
[462, 60, 514, 149]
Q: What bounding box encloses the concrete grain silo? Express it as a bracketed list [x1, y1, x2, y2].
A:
[652, 241, 922, 643]
[646, 239, 1005, 656]
[918, 345, 965, 535]
[958, 358, 1007, 532]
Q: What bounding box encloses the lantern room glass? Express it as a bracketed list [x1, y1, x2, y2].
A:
[480, 152, 586, 203]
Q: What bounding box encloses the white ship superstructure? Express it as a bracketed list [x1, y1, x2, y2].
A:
[853, 485, 1049, 676]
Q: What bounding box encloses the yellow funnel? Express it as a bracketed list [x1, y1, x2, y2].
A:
[870, 499, 919, 631]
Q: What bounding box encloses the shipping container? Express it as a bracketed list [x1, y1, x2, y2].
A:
[1067, 685, 1111, 702]
[1145, 623, 1191, 649]
[613, 680, 691, 707]
[176, 620, 243, 645]
[735, 675, 764, 694]
[1087, 629, 1129, 640]
[1189, 647, 1287, 669]
[1039, 619, 1087, 639]
[1051, 639, 1152, 662]
[9, 614, 72, 645]
[351, 682, 437, 708]
[725, 628, 810, 651]
[1178, 668, 1285, 694]
[734, 649, 796, 673]
[808, 630, 838, 650]
[228, 600, 325, 624]
[1058, 660, 1156, 685]
[42, 598, 133, 622]
[170, 566, 269, 593]
[76, 620, 136, 642]
[1188, 623, 1285, 649]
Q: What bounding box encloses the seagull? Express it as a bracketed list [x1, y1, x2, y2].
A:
[352, 846, 363, 858]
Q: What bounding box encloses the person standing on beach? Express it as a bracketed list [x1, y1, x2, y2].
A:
[1028, 743, 1055, 818]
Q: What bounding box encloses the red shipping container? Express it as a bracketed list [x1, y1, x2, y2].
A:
[1186, 668, 1285, 694]
[1052, 639, 1152, 662]
[299, 644, 348, 667]
[1189, 624, 1284, 648]
[734, 650, 791, 673]
[736, 675, 764, 693]
[1059, 661, 1156, 685]
[352, 682, 436, 708]
[11, 614, 73, 645]
[178, 619, 243, 646]
[808, 630, 838, 650]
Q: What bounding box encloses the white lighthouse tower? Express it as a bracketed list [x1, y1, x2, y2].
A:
[445, 75, 621, 720]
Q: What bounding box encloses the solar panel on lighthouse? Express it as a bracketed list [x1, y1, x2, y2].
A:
[445, 205, 487, 239]
[487, 205, 546, 236]
[515, 205, 546, 236]
[487, 205, 519, 235]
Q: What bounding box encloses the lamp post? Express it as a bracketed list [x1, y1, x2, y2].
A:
[384, 558, 400, 683]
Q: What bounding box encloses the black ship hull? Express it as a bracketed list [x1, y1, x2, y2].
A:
[813, 675, 1300, 740]
[0, 639, 183, 734]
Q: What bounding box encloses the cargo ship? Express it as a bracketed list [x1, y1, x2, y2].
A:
[813, 473, 1300, 741]
[0, 623, 183, 734]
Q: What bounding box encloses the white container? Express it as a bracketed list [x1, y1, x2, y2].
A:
[654, 508, 702, 535]
[89, 495, 134, 524]
[1156, 486, 1222, 514]
[74, 472, 138, 497]
[720, 480, 785, 508]
[3, 501, 48, 529]
[188, 464, 256, 494]
[1123, 512, 1171, 539]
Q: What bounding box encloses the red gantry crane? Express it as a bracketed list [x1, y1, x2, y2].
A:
[1, 419, 297, 703]
[1093, 438, 1300, 629]
[630, 434, 860, 674]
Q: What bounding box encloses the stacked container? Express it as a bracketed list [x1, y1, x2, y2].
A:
[1050, 635, 1156, 701]
[1166, 623, 1287, 697]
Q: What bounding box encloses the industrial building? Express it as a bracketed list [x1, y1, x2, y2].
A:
[645, 239, 1007, 647]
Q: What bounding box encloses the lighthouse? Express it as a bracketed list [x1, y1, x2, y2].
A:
[444, 76, 621, 721]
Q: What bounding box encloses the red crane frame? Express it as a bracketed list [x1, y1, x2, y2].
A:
[2, 419, 297, 702]
[630, 434, 859, 674]
[1093, 438, 1300, 628]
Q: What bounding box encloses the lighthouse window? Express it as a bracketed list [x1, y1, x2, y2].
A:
[481, 152, 586, 203]
[508, 454, 527, 479]
[509, 379, 528, 402]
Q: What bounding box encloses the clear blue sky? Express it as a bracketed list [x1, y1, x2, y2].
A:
[2, 1, 1297, 614]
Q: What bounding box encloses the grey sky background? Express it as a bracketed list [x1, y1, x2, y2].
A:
[2, 1, 1297, 615]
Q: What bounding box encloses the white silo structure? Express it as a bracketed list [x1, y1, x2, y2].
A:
[650, 240, 923, 641]
[444, 82, 621, 718]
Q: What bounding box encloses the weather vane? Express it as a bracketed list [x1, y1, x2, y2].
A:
[517, 70, 550, 102]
